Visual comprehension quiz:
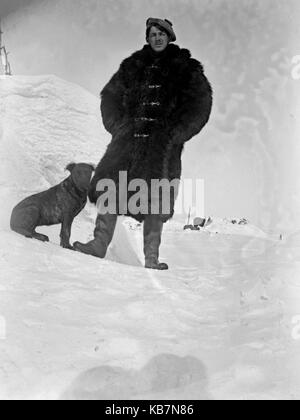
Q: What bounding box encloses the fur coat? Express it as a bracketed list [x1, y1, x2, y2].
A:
[89, 43, 213, 222]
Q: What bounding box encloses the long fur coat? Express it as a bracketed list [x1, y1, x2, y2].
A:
[89, 43, 213, 222]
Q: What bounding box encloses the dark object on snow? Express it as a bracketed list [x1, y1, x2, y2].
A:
[10, 163, 95, 249]
[193, 217, 206, 228]
[238, 218, 248, 225]
[184, 216, 212, 231]
[183, 224, 200, 231]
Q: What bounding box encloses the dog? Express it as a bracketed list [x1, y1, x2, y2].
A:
[10, 163, 95, 249]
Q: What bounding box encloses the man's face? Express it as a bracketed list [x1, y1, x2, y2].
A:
[148, 26, 169, 52]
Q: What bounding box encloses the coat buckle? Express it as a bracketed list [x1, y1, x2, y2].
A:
[134, 133, 150, 139]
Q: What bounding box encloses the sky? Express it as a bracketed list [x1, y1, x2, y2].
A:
[1, 0, 300, 229]
[1, 0, 299, 94]
[0, 0, 38, 18]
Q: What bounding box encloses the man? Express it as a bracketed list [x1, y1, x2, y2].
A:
[74, 18, 213, 270]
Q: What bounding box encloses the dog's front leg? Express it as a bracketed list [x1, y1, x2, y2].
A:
[60, 216, 74, 249]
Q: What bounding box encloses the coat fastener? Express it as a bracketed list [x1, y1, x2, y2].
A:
[142, 102, 161, 106]
[134, 134, 150, 138]
[135, 117, 157, 122]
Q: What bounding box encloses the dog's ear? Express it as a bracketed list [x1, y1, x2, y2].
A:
[65, 163, 76, 173]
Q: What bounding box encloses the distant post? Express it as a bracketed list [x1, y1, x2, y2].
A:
[0, 18, 12, 76]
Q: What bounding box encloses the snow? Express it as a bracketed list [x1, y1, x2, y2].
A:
[0, 75, 300, 400]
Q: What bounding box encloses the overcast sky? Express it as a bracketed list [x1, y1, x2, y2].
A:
[2, 0, 299, 95]
[0, 0, 38, 18]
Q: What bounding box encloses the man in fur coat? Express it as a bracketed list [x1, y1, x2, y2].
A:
[74, 18, 213, 270]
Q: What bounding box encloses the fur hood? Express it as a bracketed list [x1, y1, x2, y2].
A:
[109, 44, 205, 90]
[123, 43, 202, 68]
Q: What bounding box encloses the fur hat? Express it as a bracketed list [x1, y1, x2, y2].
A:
[146, 18, 176, 42]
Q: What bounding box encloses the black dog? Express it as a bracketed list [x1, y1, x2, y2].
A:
[10, 163, 95, 249]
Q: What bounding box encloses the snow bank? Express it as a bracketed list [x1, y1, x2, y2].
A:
[0, 75, 141, 266]
[201, 217, 273, 239]
[0, 74, 105, 201]
[164, 217, 277, 242]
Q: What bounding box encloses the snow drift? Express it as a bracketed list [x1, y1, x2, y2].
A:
[0, 74, 141, 266]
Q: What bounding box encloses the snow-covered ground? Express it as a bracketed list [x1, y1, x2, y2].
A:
[0, 75, 300, 400]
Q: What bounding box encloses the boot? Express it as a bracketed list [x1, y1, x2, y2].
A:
[74, 213, 117, 258]
[143, 215, 168, 270]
